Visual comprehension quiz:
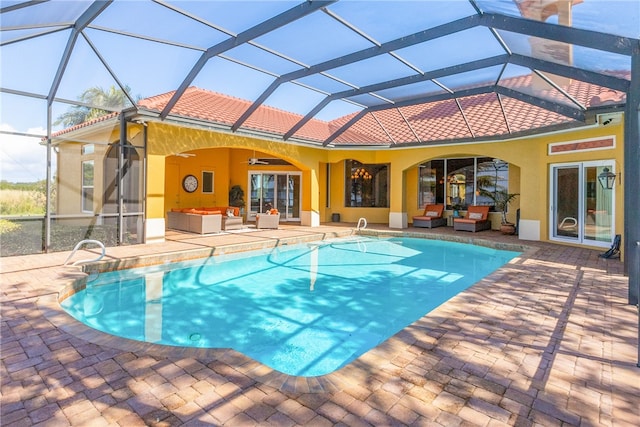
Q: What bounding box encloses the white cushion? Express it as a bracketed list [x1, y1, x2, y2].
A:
[469, 212, 483, 220]
[425, 210, 439, 217]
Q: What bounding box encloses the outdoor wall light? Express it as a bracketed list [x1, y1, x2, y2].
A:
[598, 167, 618, 190]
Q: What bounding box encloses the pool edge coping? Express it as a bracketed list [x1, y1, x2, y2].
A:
[38, 230, 536, 394]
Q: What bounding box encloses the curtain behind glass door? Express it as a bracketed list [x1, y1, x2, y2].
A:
[276, 175, 287, 216]
[261, 174, 275, 212]
[250, 174, 262, 213]
[554, 166, 580, 239]
[289, 175, 300, 219]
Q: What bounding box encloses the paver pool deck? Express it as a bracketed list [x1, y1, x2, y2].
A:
[1, 224, 638, 426]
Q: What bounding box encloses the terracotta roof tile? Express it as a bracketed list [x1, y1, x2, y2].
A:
[459, 94, 510, 138]
[53, 72, 628, 145]
[371, 109, 417, 144]
[388, 100, 472, 143]
[292, 120, 330, 143]
[50, 112, 119, 138]
[502, 96, 570, 132]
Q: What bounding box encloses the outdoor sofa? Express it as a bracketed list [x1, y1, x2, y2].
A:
[167, 206, 241, 234]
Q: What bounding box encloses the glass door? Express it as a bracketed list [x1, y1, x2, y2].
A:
[550, 161, 615, 247]
[584, 164, 614, 243]
[552, 165, 580, 240]
[288, 175, 300, 220]
[249, 172, 301, 221]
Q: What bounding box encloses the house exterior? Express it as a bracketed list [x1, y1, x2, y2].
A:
[51, 85, 625, 255]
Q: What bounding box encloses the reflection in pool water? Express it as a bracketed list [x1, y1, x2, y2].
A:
[61, 236, 520, 376]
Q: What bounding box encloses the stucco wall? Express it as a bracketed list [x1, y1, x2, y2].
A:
[56, 114, 624, 250]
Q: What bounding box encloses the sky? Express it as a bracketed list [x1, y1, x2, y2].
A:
[0, 0, 638, 183]
[0, 125, 50, 183]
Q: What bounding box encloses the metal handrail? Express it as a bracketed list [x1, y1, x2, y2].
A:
[356, 217, 367, 231]
[63, 239, 106, 266]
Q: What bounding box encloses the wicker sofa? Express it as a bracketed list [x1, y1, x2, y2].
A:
[167, 209, 222, 234]
[167, 206, 241, 234]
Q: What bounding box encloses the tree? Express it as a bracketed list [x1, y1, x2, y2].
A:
[55, 85, 137, 127]
[479, 189, 519, 225]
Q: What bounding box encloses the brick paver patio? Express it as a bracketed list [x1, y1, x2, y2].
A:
[1, 224, 638, 426]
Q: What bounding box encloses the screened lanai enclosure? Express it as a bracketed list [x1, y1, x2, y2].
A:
[1, 0, 639, 298]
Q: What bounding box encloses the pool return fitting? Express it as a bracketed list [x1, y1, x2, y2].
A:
[63, 239, 106, 267]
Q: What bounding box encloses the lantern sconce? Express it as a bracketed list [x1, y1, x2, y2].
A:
[597, 167, 620, 190]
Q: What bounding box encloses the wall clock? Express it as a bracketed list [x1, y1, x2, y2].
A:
[182, 174, 198, 193]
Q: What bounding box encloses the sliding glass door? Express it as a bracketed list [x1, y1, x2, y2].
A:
[249, 172, 301, 221]
[550, 161, 615, 247]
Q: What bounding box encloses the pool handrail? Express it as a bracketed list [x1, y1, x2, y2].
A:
[63, 239, 106, 267]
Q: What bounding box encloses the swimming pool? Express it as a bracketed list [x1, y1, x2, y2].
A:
[60, 236, 520, 376]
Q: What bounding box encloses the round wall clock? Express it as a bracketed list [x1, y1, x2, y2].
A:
[182, 174, 198, 193]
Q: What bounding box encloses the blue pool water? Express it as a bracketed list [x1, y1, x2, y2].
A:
[61, 236, 519, 376]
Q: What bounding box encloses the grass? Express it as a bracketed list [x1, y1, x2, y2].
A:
[0, 189, 46, 215]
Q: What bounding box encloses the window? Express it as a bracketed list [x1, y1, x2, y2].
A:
[418, 157, 509, 210]
[446, 158, 475, 209]
[202, 171, 214, 194]
[418, 160, 444, 207]
[476, 159, 509, 206]
[82, 160, 94, 212]
[344, 160, 389, 207]
[82, 144, 94, 155]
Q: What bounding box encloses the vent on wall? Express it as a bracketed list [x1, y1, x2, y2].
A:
[598, 113, 622, 126]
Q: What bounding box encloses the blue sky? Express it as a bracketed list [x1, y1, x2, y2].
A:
[0, 0, 637, 182]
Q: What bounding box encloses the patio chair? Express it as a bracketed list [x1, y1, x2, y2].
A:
[412, 204, 446, 228]
[256, 212, 280, 229]
[453, 205, 491, 232]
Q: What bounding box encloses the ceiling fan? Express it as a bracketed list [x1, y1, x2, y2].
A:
[243, 150, 268, 165]
[247, 157, 268, 165]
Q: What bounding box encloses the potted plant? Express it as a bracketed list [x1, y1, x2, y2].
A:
[451, 204, 462, 217]
[450, 199, 464, 217]
[480, 189, 519, 234]
[229, 185, 245, 211]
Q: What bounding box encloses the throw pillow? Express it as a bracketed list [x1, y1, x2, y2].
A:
[425, 210, 439, 217]
[226, 208, 235, 217]
[469, 212, 483, 220]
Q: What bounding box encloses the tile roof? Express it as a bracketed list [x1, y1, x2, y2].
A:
[53, 74, 626, 146]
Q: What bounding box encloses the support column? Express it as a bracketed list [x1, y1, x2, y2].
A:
[626, 40, 640, 368]
[388, 167, 407, 229]
[301, 168, 320, 227]
[625, 42, 640, 306]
